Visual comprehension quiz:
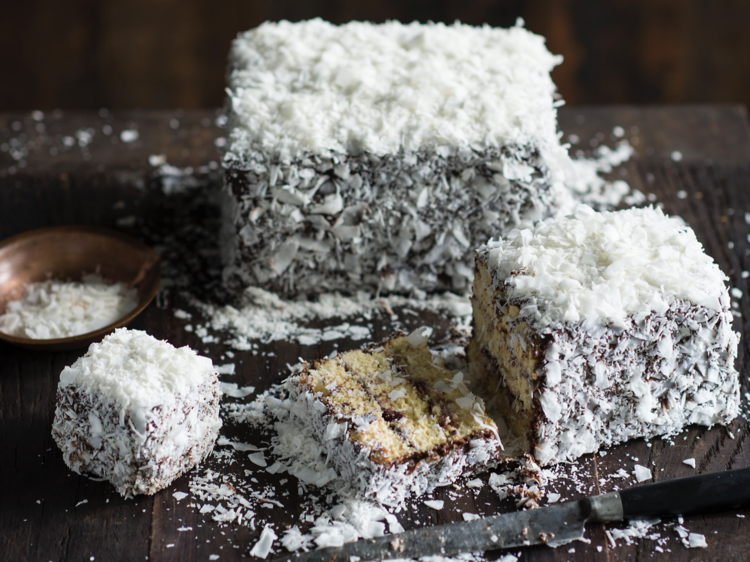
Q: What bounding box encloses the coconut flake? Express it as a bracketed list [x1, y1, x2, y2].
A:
[404, 326, 433, 347]
[248, 452, 268, 467]
[219, 382, 255, 398]
[250, 524, 278, 558]
[423, 500, 444, 510]
[633, 465, 652, 482]
[0, 273, 138, 339]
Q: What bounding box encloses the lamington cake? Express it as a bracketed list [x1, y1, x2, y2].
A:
[221, 19, 575, 297]
[283, 327, 503, 506]
[52, 328, 222, 497]
[468, 206, 740, 465]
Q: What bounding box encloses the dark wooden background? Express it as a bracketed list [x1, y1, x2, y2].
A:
[3, 0, 750, 111]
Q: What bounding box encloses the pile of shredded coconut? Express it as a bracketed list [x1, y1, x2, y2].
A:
[483, 205, 729, 330]
[59, 328, 216, 406]
[0, 273, 138, 339]
[227, 19, 563, 158]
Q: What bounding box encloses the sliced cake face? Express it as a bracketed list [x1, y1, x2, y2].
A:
[221, 19, 573, 297]
[52, 329, 222, 497]
[471, 206, 740, 465]
[288, 328, 503, 506]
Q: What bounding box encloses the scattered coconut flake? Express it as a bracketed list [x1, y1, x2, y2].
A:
[149, 154, 167, 166]
[216, 363, 236, 375]
[423, 500, 444, 510]
[404, 326, 433, 347]
[281, 526, 313, 552]
[462, 513, 480, 521]
[248, 452, 268, 467]
[217, 436, 265, 452]
[177, 526, 193, 532]
[190, 288, 472, 350]
[209, 555, 220, 561]
[682, 458, 696, 468]
[219, 382, 255, 398]
[547, 493, 561, 503]
[605, 518, 661, 546]
[633, 465, 652, 482]
[250, 524, 278, 558]
[688, 533, 707, 548]
[172, 491, 188, 501]
[466, 479, 484, 489]
[671, 150, 683, 162]
[120, 129, 139, 143]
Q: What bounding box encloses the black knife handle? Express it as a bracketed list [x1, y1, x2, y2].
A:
[620, 466, 750, 520]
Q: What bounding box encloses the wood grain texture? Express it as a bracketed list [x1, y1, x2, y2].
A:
[3, 1, 750, 111]
[1, 107, 750, 561]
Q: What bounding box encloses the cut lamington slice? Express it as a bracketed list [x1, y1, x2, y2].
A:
[469, 206, 740, 465]
[221, 19, 578, 297]
[286, 327, 503, 506]
[52, 328, 222, 497]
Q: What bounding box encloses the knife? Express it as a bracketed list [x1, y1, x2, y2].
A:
[273, 467, 750, 561]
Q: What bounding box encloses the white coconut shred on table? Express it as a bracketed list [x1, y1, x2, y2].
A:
[0, 273, 138, 339]
[184, 287, 474, 349]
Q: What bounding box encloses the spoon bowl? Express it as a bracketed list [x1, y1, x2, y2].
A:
[0, 226, 161, 351]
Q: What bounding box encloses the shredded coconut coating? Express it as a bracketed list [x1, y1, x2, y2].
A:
[220, 19, 588, 297]
[59, 328, 216, 408]
[226, 19, 563, 158]
[482, 206, 731, 330]
[473, 206, 740, 464]
[0, 273, 138, 339]
[52, 329, 221, 497]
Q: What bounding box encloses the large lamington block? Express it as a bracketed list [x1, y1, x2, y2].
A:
[221, 19, 574, 297]
[468, 206, 740, 465]
[283, 328, 503, 506]
[52, 329, 222, 497]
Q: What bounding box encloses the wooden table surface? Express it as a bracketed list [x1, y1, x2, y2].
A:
[1, 106, 750, 562]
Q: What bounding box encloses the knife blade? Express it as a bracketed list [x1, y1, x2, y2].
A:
[273, 466, 750, 562]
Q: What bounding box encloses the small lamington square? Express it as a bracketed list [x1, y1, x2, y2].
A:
[285, 328, 503, 506]
[52, 328, 222, 497]
[469, 206, 740, 464]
